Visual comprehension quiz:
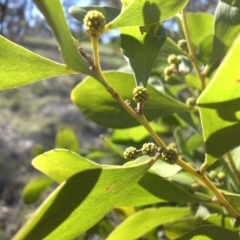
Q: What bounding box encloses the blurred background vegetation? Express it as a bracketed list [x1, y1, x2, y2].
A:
[0, 0, 217, 239]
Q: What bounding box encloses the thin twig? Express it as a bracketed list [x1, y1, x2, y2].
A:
[226, 152, 240, 186]
[180, 9, 205, 91]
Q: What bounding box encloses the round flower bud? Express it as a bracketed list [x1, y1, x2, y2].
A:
[178, 39, 188, 52]
[167, 55, 182, 65]
[133, 86, 148, 104]
[164, 65, 174, 77]
[142, 143, 157, 157]
[83, 10, 106, 37]
[231, 217, 240, 228]
[217, 172, 226, 180]
[161, 147, 178, 164]
[124, 147, 138, 160]
[208, 170, 217, 179]
[186, 97, 196, 107]
[191, 182, 201, 190]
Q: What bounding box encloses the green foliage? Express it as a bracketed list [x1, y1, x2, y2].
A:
[121, 25, 166, 86]
[107, 207, 191, 239]
[0, 36, 75, 89]
[198, 35, 240, 166]
[22, 176, 54, 204]
[1, 0, 240, 239]
[71, 71, 190, 128]
[55, 126, 80, 154]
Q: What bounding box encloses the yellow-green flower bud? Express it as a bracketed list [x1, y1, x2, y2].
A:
[186, 97, 196, 107]
[217, 172, 226, 180]
[208, 170, 217, 179]
[161, 147, 178, 164]
[178, 39, 188, 52]
[124, 147, 138, 160]
[142, 143, 157, 157]
[167, 54, 182, 65]
[133, 86, 148, 104]
[83, 10, 106, 37]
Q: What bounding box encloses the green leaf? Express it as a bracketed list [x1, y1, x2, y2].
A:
[165, 216, 202, 239]
[159, 37, 186, 56]
[138, 156, 182, 177]
[204, 214, 240, 232]
[32, 149, 100, 183]
[111, 122, 166, 143]
[33, 0, 92, 75]
[177, 13, 214, 48]
[210, 1, 240, 65]
[196, 34, 214, 64]
[120, 24, 166, 86]
[186, 133, 204, 151]
[0, 36, 75, 89]
[175, 225, 239, 240]
[106, 0, 189, 30]
[222, 192, 240, 212]
[22, 176, 54, 204]
[69, 6, 120, 24]
[107, 207, 190, 240]
[13, 159, 154, 240]
[117, 171, 200, 207]
[197, 35, 240, 167]
[230, 146, 240, 170]
[174, 127, 192, 160]
[220, 0, 240, 7]
[71, 71, 190, 128]
[55, 126, 80, 154]
[101, 136, 125, 159]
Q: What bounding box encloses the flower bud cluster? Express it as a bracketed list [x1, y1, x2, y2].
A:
[133, 86, 148, 104]
[124, 147, 138, 160]
[142, 143, 157, 157]
[178, 39, 188, 52]
[160, 147, 178, 164]
[164, 54, 182, 82]
[83, 10, 106, 37]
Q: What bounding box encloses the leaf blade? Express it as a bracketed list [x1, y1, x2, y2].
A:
[107, 207, 191, 240]
[0, 36, 75, 89]
[71, 71, 190, 128]
[33, 0, 93, 75]
[13, 159, 154, 240]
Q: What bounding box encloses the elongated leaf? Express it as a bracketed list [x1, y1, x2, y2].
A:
[120, 25, 166, 86]
[210, 1, 240, 65]
[117, 171, 200, 207]
[55, 126, 80, 154]
[165, 216, 202, 239]
[13, 159, 154, 240]
[197, 35, 240, 168]
[159, 37, 186, 56]
[111, 122, 166, 144]
[32, 149, 100, 183]
[101, 136, 125, 160]
[22, 176, 54, 204]
[71, 71, 190, 128]
[33, 0, 92, 75]
[106, 0, 189, 30]
[222, 192, 240, 212]
[69, 6, 120, 24]
[196, 34, 214, 64]
[138, 156, 182, 177]
[220, 0, 240, 7]
[177, 13, 213, 48]
[175, 225, 239, 240]
[204, 214, 240, 232]
[0, 36, 75, 89]
[107, 207, 190, 240]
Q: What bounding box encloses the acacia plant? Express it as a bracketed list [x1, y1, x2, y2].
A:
[1, 0, 240, 239]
